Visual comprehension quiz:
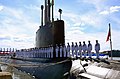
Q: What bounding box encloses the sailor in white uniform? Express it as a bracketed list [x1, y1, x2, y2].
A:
[44, 48, 47, 58]
[47, 45, 50, 58]
[39, 48, 41, 58]
[50, 45, 54, 58]
[63, 44, 67, 57]
[60, 44, 63, 57]
[33, 48, 36, 58]
[78, 42, 82, 57]
[88, 41, 92, 58]
[55, 44, 59, 58]
[66, 43, 70, 57]
[75, 42, 79, 57]
[46, 47, 48, 58]
[43, 48, 46, 58]
[41, 48, 43, 58]
[36, 48, 38, 58]
[95, 40, 100, 58]
[71, 42, 75, 57]
[82, 41, 87, 58]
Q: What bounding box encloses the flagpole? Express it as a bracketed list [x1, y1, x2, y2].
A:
[109, 23, 113, 60]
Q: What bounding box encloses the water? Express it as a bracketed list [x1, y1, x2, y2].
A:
[0, 57, 35, 79]
[109, 57, 120, 61]
[0, 64, 35, 79]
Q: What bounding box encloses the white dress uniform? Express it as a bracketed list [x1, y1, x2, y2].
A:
[43, 48, 45, 58]
[88, 42, 92, 58]
[95, 40, 100, 58]
[71, 42, 75, 57]
[41, 48, 43, 58]
[48, 47, 51, 58]
[75, 43, 79, 57]
[66, 43, 70, 57]
[63, 45, 67, 57]
[40, 48, 42, 58]
[82, 42, 87, 58]
[50, 46, 54, 58]
[78, 42, 82, 57]
[46, 48, 48, 58]
[44, 48, 46, 58]
[35, 49, 37, 58]
[60, 45, 63, 57]
[38, 48, 40, 58]
[55, 45, 59, 58]
[32, 49, 34, 58]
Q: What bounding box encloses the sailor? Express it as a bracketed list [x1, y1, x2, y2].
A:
[26, 49, 28, 58]
[37, 48, 39, 58]
[44, 47, 46, 58]
[88, 41, 92, 58]
[44, 48, 47, 58]
[59, 44, 63, 57]
[32, 48, 34, 58]
[31, 48, 33, 58]
[35, 48, 37, 58]
[95, 40, 100, 59]
[63, 44, 67, 57]
[15, 50, 18, 57]
[34, 48, 36, 57]
[38, 48, 41, 58]
[75, 42, 79, 57]
[50, 45, 54, 58]
[44, 48, 46, 58]
[41, 48, 43, 58]
[46, 47, 48, 58]
[66, 43, 70, 57]
[78, 42, 82, 58]
[23, 49, 25, 57]
[29, 49, 31, 58]
[33, 48, 35, 58]
[55, 44, 59, 58]
[82, 41, 87, 58]
[47, 45, 50, 58]
[71, 42, 75, 57]
[49, 45, 51, 58]
[39, 48, 42, 58]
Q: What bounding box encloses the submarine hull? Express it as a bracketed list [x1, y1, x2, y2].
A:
[15, 58, 72, 79]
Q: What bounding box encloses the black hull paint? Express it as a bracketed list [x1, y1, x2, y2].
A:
[14, 58, 72, 79]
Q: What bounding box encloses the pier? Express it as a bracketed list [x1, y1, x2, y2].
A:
[0, 72, 12, 79]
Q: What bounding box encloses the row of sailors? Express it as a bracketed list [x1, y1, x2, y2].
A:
[15, 40, 100, 58]
[56, 40, 100, 58]
[16, 47, 54, 58]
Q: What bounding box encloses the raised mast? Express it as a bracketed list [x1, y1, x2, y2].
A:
[51, 0, 54, 22]
[45, 0, 48, 25]
[44, 0, 51, 25]
[41, 5, 44, 26]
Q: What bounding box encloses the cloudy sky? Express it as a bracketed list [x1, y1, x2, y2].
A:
[0, 0, 120, 51]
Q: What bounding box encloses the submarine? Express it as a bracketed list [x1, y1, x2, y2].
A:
[12, 0, 72, 79]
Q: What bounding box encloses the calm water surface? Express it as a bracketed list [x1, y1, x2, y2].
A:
[0, 57, 35, 79]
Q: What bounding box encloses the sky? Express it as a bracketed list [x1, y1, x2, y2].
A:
[0, 0, 120, 52]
